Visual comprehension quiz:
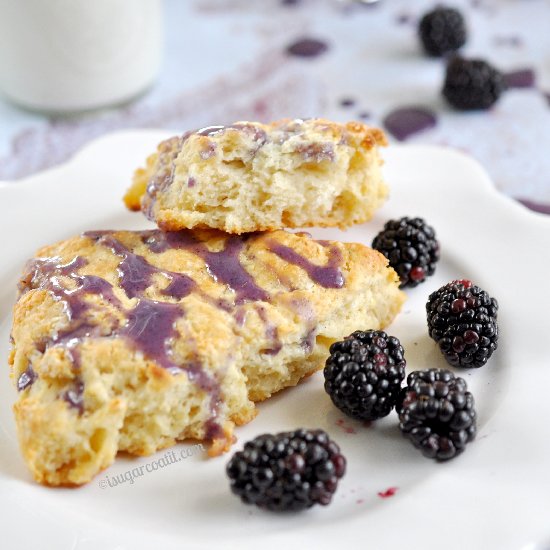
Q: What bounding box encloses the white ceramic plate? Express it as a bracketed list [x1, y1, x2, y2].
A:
[1, 132, 549, 550]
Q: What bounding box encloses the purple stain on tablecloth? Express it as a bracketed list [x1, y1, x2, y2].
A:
[517, 198, 550, 215]
[339, 97, 356, 108]
[494, 36, 523, 48]
[395, 12, 413, 25]
[383, 107, 437, 141]
[358, 111, 371, 120]
[286, 38, 329, 58]
[504, 69, 536, 89]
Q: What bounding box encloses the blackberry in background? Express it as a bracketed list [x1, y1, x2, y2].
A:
[372, 217, 439, 288]
[443, 57, 506, 110]
[419, 7, 467, 57]
[226, 429, 346, 511]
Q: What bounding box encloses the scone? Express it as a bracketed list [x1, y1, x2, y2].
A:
[124, 118, 388, 234]
[11, 229, 405, 486]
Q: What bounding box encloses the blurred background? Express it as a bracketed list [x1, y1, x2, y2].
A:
[0, 0, 549, 213]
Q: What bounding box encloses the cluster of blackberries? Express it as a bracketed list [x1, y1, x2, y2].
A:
[228, 276, 498, 511]
[320, 280, 497, 464]
[418, 6, 506, 110]
[322, 329, 483, 461]
[227, 211, 499, 512]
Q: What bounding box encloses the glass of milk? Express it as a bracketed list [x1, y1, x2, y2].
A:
[0, 0, 162, 113]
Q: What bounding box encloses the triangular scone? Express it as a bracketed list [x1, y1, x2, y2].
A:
[11, 229, 404, 486]
[124, 119, 388, 234]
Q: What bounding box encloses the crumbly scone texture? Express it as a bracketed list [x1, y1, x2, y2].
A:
[124, 118, 389, 234]
[10, 229, 405, 486]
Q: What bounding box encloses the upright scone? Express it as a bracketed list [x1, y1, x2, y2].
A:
[124, 118, 388, 233]
[11, 229, 404, 486]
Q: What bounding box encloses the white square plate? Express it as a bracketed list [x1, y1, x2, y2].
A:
[1, 132, 549, 550]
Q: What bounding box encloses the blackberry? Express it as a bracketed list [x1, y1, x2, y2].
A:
[324, 330, 406, 421]
[419, 7, 467, 57]
[226, 429, 346, 511]
[427, 279, 498, 368]
[397, 368, 476, 460]
[372, 217, 439, 288]
[443, 57, 506, 110]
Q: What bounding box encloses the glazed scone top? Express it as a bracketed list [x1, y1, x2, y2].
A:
[124, 118, 388, 234]
[13, 229, 403, 443]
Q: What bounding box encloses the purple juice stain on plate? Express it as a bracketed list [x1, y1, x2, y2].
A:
[503, 69, 536, 89]
[286, 38, 329, 58]
[383, 107, 437, 141]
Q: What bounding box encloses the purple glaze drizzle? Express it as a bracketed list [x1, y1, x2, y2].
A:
[288, 298, 317, 353]
[86, 233, 196, 301]
[196, 125, 226, 137]
[504, 69, 536, 89]
[231, 123, 268, 145]
[161, 275, 196, 300]
[383, 107, 437, 141]
[120, 299, 183, 373]
[286, 38, 329, 58]
[63, 379, 85, 413]
[187, 177, 196, 188]
[255, 305, 282, 356]
[296, 142, 335, 163]
[17, 364, 37, 391]
[268, 242, 344, 289]
[20, 229, 346, 429]
[199, 143, 216, 160]
[144, 232, 269, 304]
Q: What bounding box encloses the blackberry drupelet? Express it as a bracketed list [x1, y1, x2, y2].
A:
[418, 7, 467, 57]
[397, 368, 476, 460]
[443, 57, 506, 110]
[226, 429, 346, 511]
[427, 279, 498, 368]
[372, 217, 439, 288]
[324, 330, 406, 421]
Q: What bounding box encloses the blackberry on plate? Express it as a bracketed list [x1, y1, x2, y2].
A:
[419, 7, 467, 57]
[226, 429, 346, 511]
[397, 368, 476, 460]
[443, 57, 506, 110]
[324, 330, 406, 421]
[372, 217, 439, 288]
[427, 279, 498, 368]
